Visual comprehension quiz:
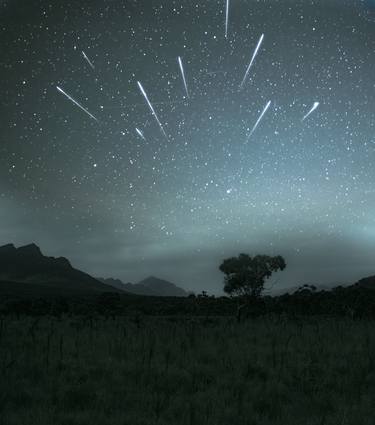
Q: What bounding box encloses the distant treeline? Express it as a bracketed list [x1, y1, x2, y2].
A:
[1, 283, 375, 319]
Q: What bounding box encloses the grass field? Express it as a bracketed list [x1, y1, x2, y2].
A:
[1, 315, 375, 425]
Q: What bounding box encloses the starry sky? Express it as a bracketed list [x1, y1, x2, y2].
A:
[1, 0, 375, 294]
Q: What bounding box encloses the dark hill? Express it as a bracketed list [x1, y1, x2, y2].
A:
[137, 276, 188, 297]
[0, 243, 120, 295]
[355, 275, 375, 289]
[98, 278, 133, 293]
[99, 276, 188, 297]
[98, 278, 159, 296]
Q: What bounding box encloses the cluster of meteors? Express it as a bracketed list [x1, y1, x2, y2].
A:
[56, 1, 320, 143]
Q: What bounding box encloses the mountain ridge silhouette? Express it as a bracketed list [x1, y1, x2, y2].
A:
[98, 276, 188, 297]
[0, 243, 120, 295]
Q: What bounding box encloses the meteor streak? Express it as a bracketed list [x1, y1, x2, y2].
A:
[56, 86, 98, 122]
[178, 56, 189, 99]
[302, 102, 320, 121]
[82, 51, 95, 70]
[136, 127, 146, 140]
[240, 34, 264, 89]
[225, 0, 229, 39]
[246, 100, 272, 141]
[137, 81, 168, 140]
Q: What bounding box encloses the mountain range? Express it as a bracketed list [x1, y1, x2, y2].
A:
[0, 243, 118, 296]
[98, 276, 188, 297]
[1, 243, 373, 299]
[0, 243, 188, 297]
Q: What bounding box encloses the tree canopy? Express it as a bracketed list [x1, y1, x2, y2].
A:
[219, 254, 286, 298]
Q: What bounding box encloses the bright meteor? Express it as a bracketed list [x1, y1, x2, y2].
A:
[178, 56, 189, 99]
[137, 81, 168, 140]
[225, 0, 229, 39]
[82, 51, 95, 70]
[136, 128, 146, 140]
[302, 102, 320, 121]
[246, 100, 272, 141]
[240, 34, 264, 89]
[56, 86, 98, 122]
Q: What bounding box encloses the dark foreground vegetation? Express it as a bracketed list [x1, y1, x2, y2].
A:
[2, 247, 375, 424]
[1, 281, 375, 319]
[1, 314, 375, 425]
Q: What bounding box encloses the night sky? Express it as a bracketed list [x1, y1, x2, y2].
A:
[1, 0, 375, 294]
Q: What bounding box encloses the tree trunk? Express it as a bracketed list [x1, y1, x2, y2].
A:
[236, 303, 247, 323]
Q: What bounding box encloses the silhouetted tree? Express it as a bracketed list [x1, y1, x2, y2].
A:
[219, 254, 286, 321]
[220, 254, 286, 298]
[294, 284, 317, 296]
[198, 291, 209, 298]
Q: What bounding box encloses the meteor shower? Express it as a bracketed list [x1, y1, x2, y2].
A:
[1, 1, 375, 424]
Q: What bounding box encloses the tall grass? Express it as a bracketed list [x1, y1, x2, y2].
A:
[1, 315, 375, 424]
